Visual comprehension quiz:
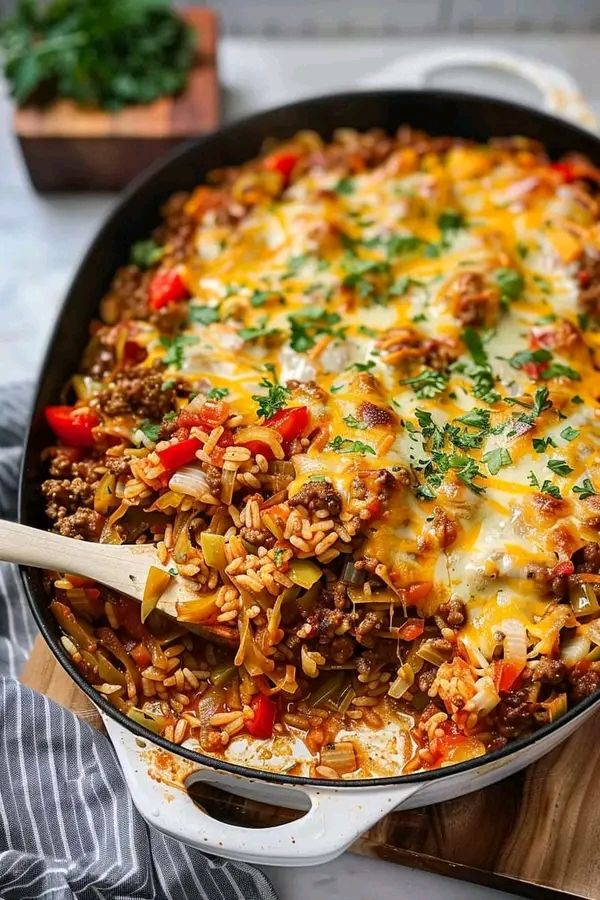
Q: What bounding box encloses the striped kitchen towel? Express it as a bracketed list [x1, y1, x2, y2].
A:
[0, 382, 278, 900]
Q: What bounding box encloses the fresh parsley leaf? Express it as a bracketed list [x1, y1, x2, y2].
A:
[495, 267, 524, 307]
[457, 408, 491, 429]
[160, 335, 198, 369]
[358, 324, 379, 337]
[573, 478, 598, 500]
[206, 387, 229, 401]
[327, 436, 375, 456]
[572, 395, 584, 405]
[547, 458, 573, 477]
[400, 367, 448, 399]
[463, 328, 488, 367]
[482, 447, 512, 475]
[532, 436, 557, 453]
[239, 316, 281, 342]
[284, 254, 310, 278]
[508, 348, 552, 369]
[461, 328, 500, 404]
[161, 379, 175, 391]
[516, 242, 529, 259]
[334, 177, 355, 195]
[438, 209, 466, 233]
[288, 307, 344, 353]
[189, 304, 219, 325]
[138, 420, 161, 442]
[541, 362, 580, 381]
[347, 359, 376, 372]
[251, 369, 290, 419]
[532, 387, 552, 418]
[250, 290, 277, 308]
[130, 239, 164, 269]
[560, 426, 579, 442]
[343, 414, 367, 430]
[528, 471, 562, 498]
[578, 312, 590, 331]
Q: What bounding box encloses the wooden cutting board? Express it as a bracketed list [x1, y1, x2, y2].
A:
[14, 8, 219, 191]
[21, 635, 600, 899]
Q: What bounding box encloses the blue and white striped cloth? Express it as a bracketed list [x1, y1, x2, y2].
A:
[0, 382, 277, 900]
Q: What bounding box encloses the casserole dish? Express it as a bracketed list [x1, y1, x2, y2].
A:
[19, 48, 600, 866]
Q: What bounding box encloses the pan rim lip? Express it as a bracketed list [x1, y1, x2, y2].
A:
[18, 85, 600, 791]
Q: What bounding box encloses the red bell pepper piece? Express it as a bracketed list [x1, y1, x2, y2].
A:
[242, 406, 309, 461]
[148, 268, 190, 310]
[178, 400, 230, 430]
[130, 642, 152, 668]
[45, 405, 100, 448]
[551, 161, 576, 184]
[246, 694, 277, 739]
[492, 659, 524, 694]
[551, 560, 575, 577]
[397, 618, 425, 641]
[157, 437, 202, 471]
[522, 360, 548, 380]
[263, 150, 300, 184]
[405, 582, 433, 605]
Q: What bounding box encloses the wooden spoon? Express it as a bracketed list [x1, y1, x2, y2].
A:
[0, 520, 237, 645]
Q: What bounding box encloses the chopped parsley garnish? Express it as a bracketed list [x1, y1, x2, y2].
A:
[334, 177, 355, 195]
[130, 239, 164, 269]
[161, 379, 175, 391]
[207, 387, 230, 401]
[532, 436, 557, 453]
[251, 367, 290, 419]
[560, 426, 579, 442]
[138, 420, 162, 442]
[400, 367, 448, 399]
[457, 408, 491, 429]
[495, 267, 524, 307]
[573, 478, 598, 500]
[516, 242, 529, 259]
[358, 324, 379, 338]
[505, 347, 579, 381]
[189, 304, 219, 325]
[461, 328, 500, 404]
[342, 255, 391, 302]
[160, 334, 198, 369]
[389, 276, 423, 297]
[343, 414, 367, 430]
[508, 348, 552, 369]
[273, 547, 286, 567]
[283, 254, 311, 278]
[572, 395, 584, 405]
[482, 447, 512, 475]
[327, 436, 375, 456]
[347, 359, 376, 372]
[288, 307, 344, 353]
[578, 312, 590, 331]
[531, 387, 552, 418]
[250, 290, 279, 308]
[239, 316, 281, 343]
[528, 471, 562, 498]
[438, 209, 466, 233]
[541, 362, 580, 381]
[547, 458, 573, 477]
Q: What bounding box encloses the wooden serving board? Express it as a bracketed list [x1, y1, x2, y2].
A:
[21, 635, 600, 899]
[14, 8, 219, 191]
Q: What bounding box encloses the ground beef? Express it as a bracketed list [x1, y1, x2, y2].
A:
[100, 265, 150, 323]
[569, 661, 600, 703]
[203, 465, 222, 497]
[104, 457, 131, 477]
[573, 542, 600, 574]
[320, 580, 348, 611]
[82, 326, 116, 379]
[438, 597, 466, 629]
[152, 192, 197, 263]
[417, 667, 436, 694]
[289, 481, 342, 517]
[55, 508, 104, 541]
[430, 506, 458, 549]
[376, 327, 458, 371]
[97, 362, 176, 419]
[149, 302, 189, 336]
[330, 636, 354, 664]
[239, 526, 275, 548]
[486, 735, 508, 753]
[493, 687, 536, 738]
[46, 449, 100, 483]
[532, 658, 567, 685]
[41, 477, 95, 521]
[451, 272, 497, 327]
[578, 250, 600, 319]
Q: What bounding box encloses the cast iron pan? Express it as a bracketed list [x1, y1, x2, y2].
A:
[18, 89, 600, 786]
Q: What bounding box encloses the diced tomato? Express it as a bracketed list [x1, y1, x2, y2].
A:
[123, 340, 147, 367]
[148, 268, 190, 310]
[405, 582, 433, 605]
[242, 440, 274, 461]
[246, 694, 277, 739]
[263, 150, 300, 184]
[551, 560, 575, 577]
[522, 361, 548, 380]
[157, 437, 202, 472]
[45, 405, 100, 448]
[365, 498, 383, 520]
[551, 161, 576, 183]
[130, 642, 152, 668]
[492, 659, 524, 693]
[578, 269, 591, 288]
[264, 406, 308, 441]
[178, 400, 231, 430]
[210, 429, 234, 466]
[397, 618, 425, 641]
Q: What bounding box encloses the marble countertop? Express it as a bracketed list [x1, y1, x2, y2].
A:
[3, 31, 599, 900]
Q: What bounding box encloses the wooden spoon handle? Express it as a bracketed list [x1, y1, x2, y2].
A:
[0, 520, 149, 600]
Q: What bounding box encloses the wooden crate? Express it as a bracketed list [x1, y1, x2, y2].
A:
[13, 8, 219, 191]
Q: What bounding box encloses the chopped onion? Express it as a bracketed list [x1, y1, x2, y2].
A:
[388, 663, 415, 699]
[465, 676, 500, 716]
[169, 465, 211, 499]
[500, 619, 528, 673]
[340, 560, 365, 587]
[127, 707, 167, 735]
[234, 426, 284, 459]
[560, 631, 591, 665]
[291, 454, 327, 479]
[320, 741, 357, 774]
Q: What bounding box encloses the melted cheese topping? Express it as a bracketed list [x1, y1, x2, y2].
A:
[149, 141, 600, 659]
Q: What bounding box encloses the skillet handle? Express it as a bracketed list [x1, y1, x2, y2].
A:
[361, 47, 598, 133]
[103, 716, 422, 867]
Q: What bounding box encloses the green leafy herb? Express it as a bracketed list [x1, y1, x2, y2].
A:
[461, 328, 500, 404]
[541, 362, 580, 381]
[572, 395, 584, 405]
[357, 324, 379, 338]
[283, 254, 310, 278]
[206, 387, 229, 401]
[528, 471, 562, 498]
[160, 334, 198, 369]
[438, 209, 466, 233]
[189, 304, 220, 326]
[250, 290, 279, 308]
[138, 420, 161, 442]
[400, 367, 448, 399]
[560, 426, 579, 442]
[547, 458, 573, 477]
[482, 447, 512, 475]
[516, 242, 529, 259]
[508, 348, 552, 369]
[0, 0, 196, 109]
[532, 436, 557, 453]
[457, 408, 491, 429]
[288, 307, 344, 353]
[327, 436, 375, 456]
[495, 267, 524, 307]
[273, 547, 286, 567]
[334, 177, 355, 195]
[343, 414, 367, 430]
[251, 367, 290, 419]
[239, 316, 281, 343]
[130, 239, 164, 269]
[573, 478, 598, 500]
[347, 359, 375, 373]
